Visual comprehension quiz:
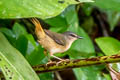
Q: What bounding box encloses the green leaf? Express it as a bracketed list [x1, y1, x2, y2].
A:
[0, 32, 40, 80]
[39, 72, 54, 80]
[12, 23, 27, 39]
[73, 67, 105, 80]
[95, 37, 120, 56]
[63, 5, 78, 25]
[81, 3, 93, 16]
[94, 0, 120, 12]
[15, 35, 28, 56]
[95, 37, 120, 74]
[24, 34, 47, 65]
[0, 23, 28, 56]
[67, 50, 94, 59]
[0, 28, 16, 46]
[106, 11, 120, 31]
[45, 14, 68, 28]
[0, 0, 93, 19]
[25, 34, 37, 54]
[26, 45, 45, 65]
[0, 28, 15, 38]
[45, 14, 68, 33]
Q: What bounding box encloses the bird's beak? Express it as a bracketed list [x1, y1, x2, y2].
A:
[77, 36, 83, 39]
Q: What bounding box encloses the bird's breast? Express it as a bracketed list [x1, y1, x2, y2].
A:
[50, 48, 63, 54]
[50, 41, 73, 54]
[64, 41, 74, 51]
[38, 35, 74, 54]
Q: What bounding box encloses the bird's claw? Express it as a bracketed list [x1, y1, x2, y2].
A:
[56, 59, 69, 66]
[46, 61, 56, 66]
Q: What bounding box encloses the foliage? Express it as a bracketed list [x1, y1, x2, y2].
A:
[96, 37, 120, 77]
[96, 37, 120, 56]
[0, 0, 93, 19]
[0, 0, 120, 80]
[0, 32, 39, 80]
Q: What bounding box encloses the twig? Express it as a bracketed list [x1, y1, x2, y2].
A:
[55, 71, 63, 80]
[33, 53, 120, 73]
[107, 64, 120, 80]
[0, 53, 120, 79]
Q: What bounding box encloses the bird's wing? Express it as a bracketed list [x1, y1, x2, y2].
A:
[44, 29, 65, 46]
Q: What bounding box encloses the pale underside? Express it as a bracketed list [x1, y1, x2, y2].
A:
[38, 34, 73, 55]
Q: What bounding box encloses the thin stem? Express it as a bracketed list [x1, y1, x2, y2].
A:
[33, 53, 120, 73]
[55, 71, 63, 80]
[0, 53, 120, 79]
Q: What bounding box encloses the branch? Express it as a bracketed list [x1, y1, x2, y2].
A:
[33, 53, 120, 73]
[0, 53, 120, 79]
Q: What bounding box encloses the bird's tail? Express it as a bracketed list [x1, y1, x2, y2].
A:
[31, 18, 45, 39]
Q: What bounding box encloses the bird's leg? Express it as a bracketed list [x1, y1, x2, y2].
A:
[46, 53, 56, 65]
[51, 55, 63, 61]
[46, 53, 69, 65]
[50, 54, 69, 65]
[51, 55, 69, 65]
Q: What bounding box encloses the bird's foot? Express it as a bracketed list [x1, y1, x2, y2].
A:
[46, 61, 56, 66]
[56, 59, 70, 66]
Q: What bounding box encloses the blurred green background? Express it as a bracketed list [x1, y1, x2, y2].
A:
[0, 0, 120, 80]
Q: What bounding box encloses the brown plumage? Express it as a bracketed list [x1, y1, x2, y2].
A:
[31, 18, 82, 61]
[31, 18, 45, 39]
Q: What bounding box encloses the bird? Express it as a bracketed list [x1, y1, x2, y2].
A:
[31, 18, 83, 63]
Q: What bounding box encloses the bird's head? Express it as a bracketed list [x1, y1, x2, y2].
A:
[63, 31, 83, 42]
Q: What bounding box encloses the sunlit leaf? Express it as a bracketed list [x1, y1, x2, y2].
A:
[95, 37, 120, 56]
[0, 32, 40, 80]
[96, 37, 120, 79]
[0, 0, 93, 19]
[94, 0, 120, 12]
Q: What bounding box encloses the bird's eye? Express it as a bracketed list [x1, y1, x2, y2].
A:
[70, 34, 76, 37]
